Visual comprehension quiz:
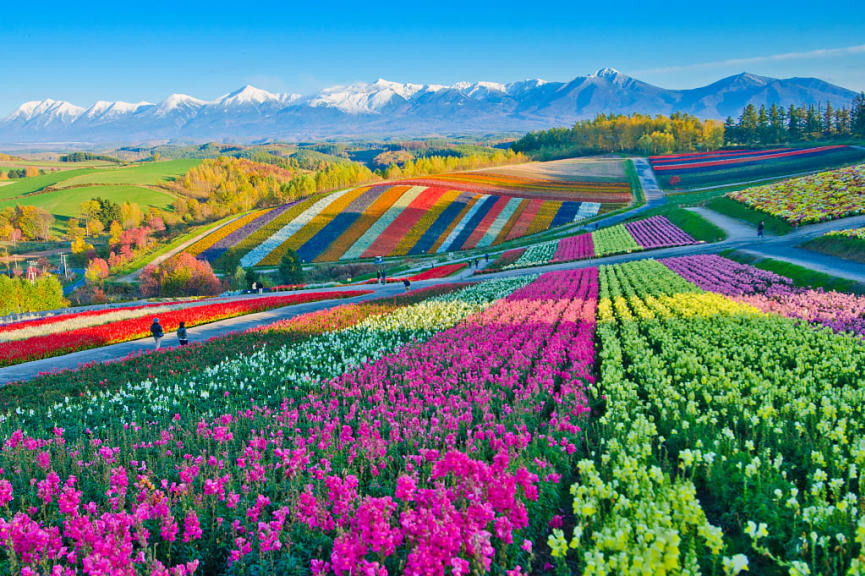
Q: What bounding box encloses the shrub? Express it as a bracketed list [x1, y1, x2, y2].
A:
[140, 253, 221, 297]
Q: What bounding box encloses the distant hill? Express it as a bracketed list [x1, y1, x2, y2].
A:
[0, 70, 858, 145]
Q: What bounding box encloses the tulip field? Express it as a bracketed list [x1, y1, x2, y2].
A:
[2, 251, 865, 574]
[650, 145, 865, 189]
[185, 171, 634, 266]
[727, 162, 865, 225]
[505, 215, 696, 269]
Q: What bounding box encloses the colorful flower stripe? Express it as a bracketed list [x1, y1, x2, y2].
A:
[229, 195, 322, 261]
[186, 209, 271, 257]
[661, 254, 865, 338]
[0, 290, 370, 367]
[553, 232, 593, 262]
[649, 147, 791, 162]
[362, 187, 448, 258]
[476, 248, 525, 273]
[651, 145, 847, 171]
[477, 196, 523, 249]
[436, 194, 489, 253]
[505, 198, 543, 241]
[342, 186, 424, 260]
[624, 215, 696, 248]
[395, 262, 468, 281]
[727, 163, 865, 224]
[493, 198, 529, 245]
[397, 173, 632, 202]
[269, 187, 372, 265]
[568, 258, 865, 575]
[324, 185, 409, 261]
[458, 195, 509, 251]
[429, 194, 479, 253]
[574, 201, 601, 221]
[549, 201, 582, 228]
[825, 226, 865, 239]
[199, 204, 298, 262]
[241, 189, 355, 267]
[406, 191, 473, 256]
[591, 223, 642, 257]
[525, 200, 561, 235]
[295, 186, 387, 263]
[511, 241, 558, 268]
[390, 188, 460, 256]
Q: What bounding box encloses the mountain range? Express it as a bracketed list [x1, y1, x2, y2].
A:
[0, 69, 858, 146]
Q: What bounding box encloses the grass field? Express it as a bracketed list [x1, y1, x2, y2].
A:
[800, 233, 865, 264]
[0, 168, 99, 199]
[707, 196, 793, 235]
[56, 159, 200, 188]
[649, 207, 726, 242]
[0, 184, 175, 219]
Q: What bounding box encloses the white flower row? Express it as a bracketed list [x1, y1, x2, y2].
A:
[340, 186, 426, 260]
[574, 202, 601, 222]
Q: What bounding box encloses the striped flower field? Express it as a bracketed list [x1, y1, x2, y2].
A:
[187, 172, 633, 265]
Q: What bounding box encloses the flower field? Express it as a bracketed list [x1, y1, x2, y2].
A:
[186, 170, 633, 265]
[726, 163, 865, 225]
[2, 253, 865, 574]
[505, 216, 696, 270]
[649, 145, 865, 189]
[0, 290, 369, 367]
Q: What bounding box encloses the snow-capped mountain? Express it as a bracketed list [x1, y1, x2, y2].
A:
[0, 69, 857, 145]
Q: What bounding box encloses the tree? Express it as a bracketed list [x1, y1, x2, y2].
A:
[66, 218, 85, 241]
[80, 200, 102, 235]
[108, 221, 123, 245]
[278, 248, 304, 285]
[215, 247, 243, 276]
[139, 253, 221, 297]
[88, 219, 105, 237]
[233, 265, 247, 291]
[84, 258, 109, 284]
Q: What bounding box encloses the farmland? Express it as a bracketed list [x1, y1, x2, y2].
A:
[1, 250, 864, 574]
[185, 160, 635, 265]
[650, 145, 865, 190]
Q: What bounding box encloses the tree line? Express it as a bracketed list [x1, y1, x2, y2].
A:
[512, 94, 865, 157]
[724, 95, 865, 146]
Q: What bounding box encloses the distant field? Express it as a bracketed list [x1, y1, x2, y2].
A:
[650, 145, 865, 190]
[0, 168, 99, 199]
[0, 184, 175, 219]
[56, 159, 200, 188]
[477, 157, 626, 182]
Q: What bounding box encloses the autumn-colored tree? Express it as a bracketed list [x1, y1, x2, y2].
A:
[88, 220, 105, 237]
[84, 258, 110, 284]
[24, 166, 39, 178]
[66, 218, 85, 241]
[108, 221, 123, 245]
[139, 253, 221, 297]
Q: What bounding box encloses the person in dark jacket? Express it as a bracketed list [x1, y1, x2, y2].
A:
[403, 279, 411, 292]
[177, 321, 189, 346]
[757, 221, 765, 238]
[150, 318, 164, 350]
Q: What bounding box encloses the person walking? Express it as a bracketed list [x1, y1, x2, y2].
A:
[485, 253, 489, 263]
[177, 321, 189, 346]
[150, 318, 164, 350]
[403, 278, 411, 292]
[757, 221, 765, 239]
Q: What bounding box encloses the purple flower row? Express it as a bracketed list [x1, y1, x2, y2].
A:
[553, 233, 593, 262]
[661, 254, 865, 338]
[625, 216, 696, 249]
[200, 201, 300, 261]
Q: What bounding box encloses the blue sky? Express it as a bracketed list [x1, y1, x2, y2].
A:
[2, 0, 864, 115]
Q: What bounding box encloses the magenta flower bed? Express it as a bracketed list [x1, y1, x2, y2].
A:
[662, 254, 865, 338]
[553, 232, 593, 262]
[624, 216, 696, 249]
[0, 269, 599, 575]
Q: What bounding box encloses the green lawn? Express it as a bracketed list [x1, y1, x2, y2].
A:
[707, 196, 793, 235]
[800, 234, 865, 264]
[57, 159, 200, 188]
[657, 207, 726, 242]
[0, 184, 175, 219]
[722, 250, 865, 294]
[0, 168, 98, 199]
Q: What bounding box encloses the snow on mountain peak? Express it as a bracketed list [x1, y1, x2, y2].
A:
[156, 94, 207, 116]
[310, 79, 424, 114]
[8, 99, 84, 122]
[84, 100, 152, 119]
[590, 67, 621, 79]
[217, 85, 287, 107]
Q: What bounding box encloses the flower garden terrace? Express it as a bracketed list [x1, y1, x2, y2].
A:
[183, 164, 635, 267]
[1, 255, 865, 574]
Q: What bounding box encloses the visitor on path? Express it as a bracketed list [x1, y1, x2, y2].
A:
[485, 253, 489, 263]
[177, 321, 188, 346]
[403, 279, 411, 292]
[757, 221, 765, 238]
[150, 318, 164, 350]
